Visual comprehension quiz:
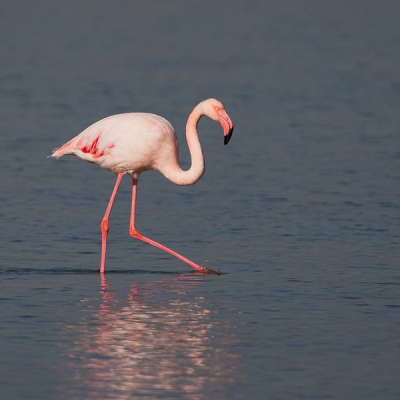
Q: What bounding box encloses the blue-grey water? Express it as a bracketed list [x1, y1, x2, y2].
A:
[1, 1, 400, 399]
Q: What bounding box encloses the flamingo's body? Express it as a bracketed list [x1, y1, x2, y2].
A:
[51, 98, 234, 274]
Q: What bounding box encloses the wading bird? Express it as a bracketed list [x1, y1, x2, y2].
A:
[51, 98, 234, 274]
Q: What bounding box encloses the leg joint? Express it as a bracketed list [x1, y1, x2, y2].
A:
[101, 219, 109, 234]
[129, 227, 141, 238]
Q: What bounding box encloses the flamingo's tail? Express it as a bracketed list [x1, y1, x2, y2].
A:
[49, 140, 76, 158]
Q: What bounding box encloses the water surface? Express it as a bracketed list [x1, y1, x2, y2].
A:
[1, 1, 400, 399]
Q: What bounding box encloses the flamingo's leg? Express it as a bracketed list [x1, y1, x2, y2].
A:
[129, 177, 216, 273]
[100, 173, 123, 273]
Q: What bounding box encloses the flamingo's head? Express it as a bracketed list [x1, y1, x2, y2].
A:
[201, 98, 234, 145]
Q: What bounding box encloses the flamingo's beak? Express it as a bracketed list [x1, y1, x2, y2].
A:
[217, 110, 234, 145]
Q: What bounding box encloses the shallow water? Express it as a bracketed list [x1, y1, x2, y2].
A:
[1, 1, 400, 399]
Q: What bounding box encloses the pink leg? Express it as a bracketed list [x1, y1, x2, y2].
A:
[100, 173, 123, 273]
[129, 178, 216, 273]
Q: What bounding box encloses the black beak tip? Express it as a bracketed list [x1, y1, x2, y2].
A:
[224, 127, 233, 145]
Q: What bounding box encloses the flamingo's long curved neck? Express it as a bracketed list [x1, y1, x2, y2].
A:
[165, 103, 206, 186]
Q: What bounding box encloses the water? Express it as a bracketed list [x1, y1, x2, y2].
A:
[1, 1, 400, 399]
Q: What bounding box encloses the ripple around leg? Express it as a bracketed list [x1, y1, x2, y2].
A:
[0, 267, 196, 275]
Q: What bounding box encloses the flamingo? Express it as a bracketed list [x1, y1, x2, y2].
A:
[51, 98, 234, 274]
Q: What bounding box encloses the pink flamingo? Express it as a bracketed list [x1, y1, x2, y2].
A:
[51, 98, 234, 274]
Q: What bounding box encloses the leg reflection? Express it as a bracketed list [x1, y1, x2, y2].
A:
[63, 274, 239, 399]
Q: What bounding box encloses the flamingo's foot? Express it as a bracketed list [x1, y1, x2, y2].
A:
[191, 266, 221, 275]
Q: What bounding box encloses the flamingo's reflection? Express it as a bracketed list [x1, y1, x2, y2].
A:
[67, 274, 239, 399]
